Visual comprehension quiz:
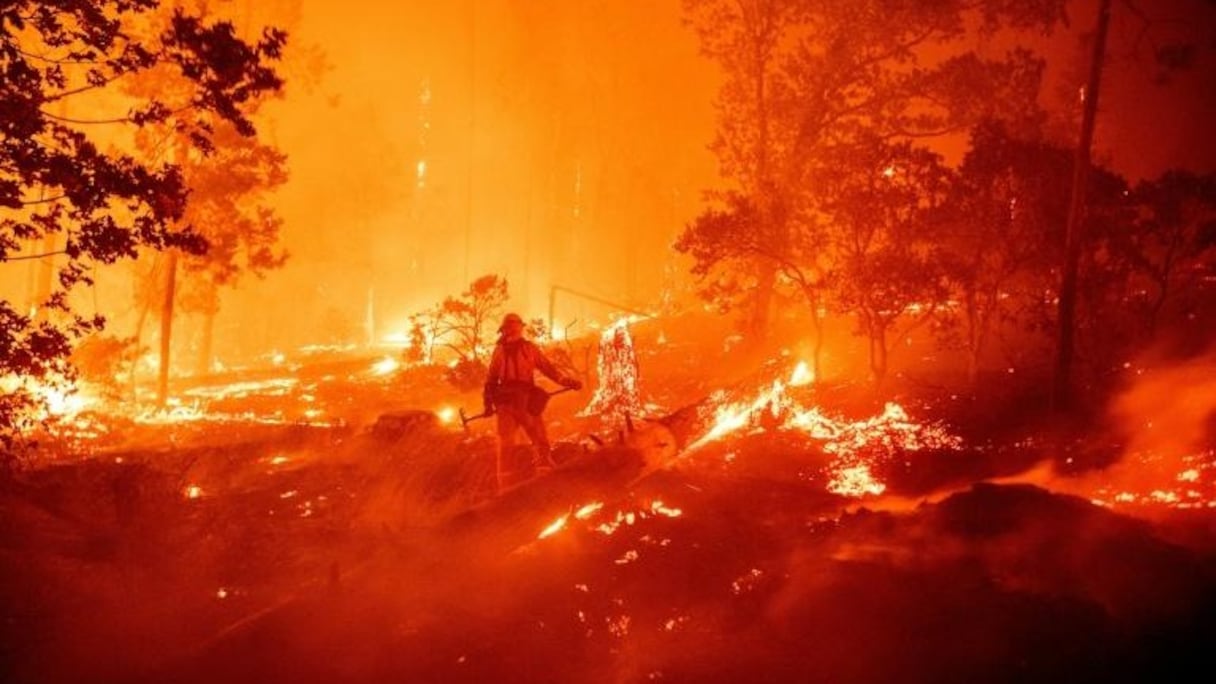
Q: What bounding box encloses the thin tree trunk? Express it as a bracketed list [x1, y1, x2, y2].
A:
[965, 288, 980, 385]
[1053, 0, 1112, 411]
[870, 324, 889, 384]
[131, 296, 151, 401]
[749, 260, 776, 337]
[157, 250, 178, 409]
[198, 307, 216, 377]
[811, 298, 825, 384]
[31, 232, 56, 321]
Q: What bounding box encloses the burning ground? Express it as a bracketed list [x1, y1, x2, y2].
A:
[2, 316, 1215, 684]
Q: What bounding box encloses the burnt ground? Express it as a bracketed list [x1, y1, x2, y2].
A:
[2, 314, 1214, 684]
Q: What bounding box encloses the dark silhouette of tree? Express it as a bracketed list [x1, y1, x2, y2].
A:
[0, 1, 285, 448]
[936, 122, 1071, 384]
[433, 274, 509, 363]
[820, 137, 952, 382]
[1120, 171, 1216, 334]
[1055, 0, 1113, 410]
[680, 0, 1065, 342]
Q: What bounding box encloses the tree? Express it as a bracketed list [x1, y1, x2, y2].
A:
[432, 274, 509, 363]
[0, 1, 286, 447]
[935, 122, 1072, 383]
[680, 0, 1065, 340]
[675, 190, 830, 378]
[118, 3, 289, 403]
[1054, 0, 1113, 410]
[1114, 171, 1216, 337]
[819, 137, 952, 382]
[134, 122, 288, 389]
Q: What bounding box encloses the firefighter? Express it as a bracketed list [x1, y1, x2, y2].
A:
[483, 312, 582, 490]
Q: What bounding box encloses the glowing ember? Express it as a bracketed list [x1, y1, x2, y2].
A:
[683, 369, 961, 499]
[826, 464, 887, 497]
[615, 549, 640, 565]
[1087, 450, 1216, 510]
[574, 502, 604, 519]
[184, 485, 203, 499]
[580, 318, 645, 426]
[538, 513, 570, 539]
[649, 500, 682, 517]
[538, 499, 683, 539]
[436, 406, 456, 424]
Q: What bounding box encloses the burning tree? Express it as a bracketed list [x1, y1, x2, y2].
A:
[679, 0, 1064, 357]
[579, 318, 645, 427]
[0, 1, 286, 449]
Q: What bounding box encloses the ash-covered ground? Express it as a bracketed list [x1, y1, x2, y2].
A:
[2, 314, 1214, 684]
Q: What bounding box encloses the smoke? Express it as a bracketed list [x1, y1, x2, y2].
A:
[1109, 350, 1216, 464]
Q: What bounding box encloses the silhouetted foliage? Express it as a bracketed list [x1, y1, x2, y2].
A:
[934, 122, 1072, 382]
[679, 0, 1065, 339]
[0, 0, 286, 449]
[433, 274, 509, 363]
[820, 138, 953, 381]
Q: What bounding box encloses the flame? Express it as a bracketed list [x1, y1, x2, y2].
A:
[436, 406, 456, 424]
[789, 360, 813, 386]
[684, 368, 961, 498]
[1, 373, 97, 419]
[826, 464, 887, 497]
[184, 485, 203, 499]
[371, 356, 400, 375]
[538, 499, 680, 539]
[580, 317, 645, 426]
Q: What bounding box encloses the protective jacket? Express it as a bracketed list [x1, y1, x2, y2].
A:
[484, 338, 565, 415]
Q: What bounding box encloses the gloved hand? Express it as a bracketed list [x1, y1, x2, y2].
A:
[562, 377, 583, 391]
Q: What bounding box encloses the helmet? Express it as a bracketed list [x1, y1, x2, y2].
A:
[498, 312, 525, 332]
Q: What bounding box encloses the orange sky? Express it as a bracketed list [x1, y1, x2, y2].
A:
[208, 0, 722, 356]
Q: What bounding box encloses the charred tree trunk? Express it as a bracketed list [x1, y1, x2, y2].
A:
[748, 260, 777, 336]
[871, 326, 888, 384]
[157, 250, 178, 409]
[965, 287, 980, 385]
[1053, 0, 1112, 411]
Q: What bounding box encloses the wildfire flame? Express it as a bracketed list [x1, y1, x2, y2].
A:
[538, 499, 682, 540]
[789, 360, 813, 386]
[580, 318, 645, 426]
[685, 365, 961, 498]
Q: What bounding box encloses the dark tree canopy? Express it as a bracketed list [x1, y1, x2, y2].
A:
[0, 0, 286, 448]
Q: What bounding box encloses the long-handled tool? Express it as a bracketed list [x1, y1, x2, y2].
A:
[459, 385, 577, 432]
